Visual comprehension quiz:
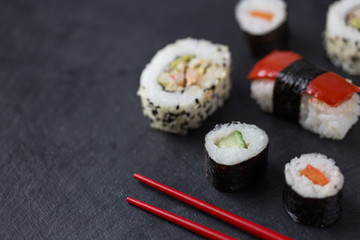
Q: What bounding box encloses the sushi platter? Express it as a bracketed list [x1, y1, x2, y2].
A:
[1, 0, 360, 239]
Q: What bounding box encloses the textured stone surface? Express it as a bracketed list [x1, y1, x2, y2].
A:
[0, 0, 359, 239]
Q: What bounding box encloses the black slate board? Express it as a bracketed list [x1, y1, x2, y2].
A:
[0, 0, 359, 239]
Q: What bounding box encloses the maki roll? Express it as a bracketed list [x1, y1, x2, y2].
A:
[204, 122, 269, 192]
[283, 153, 344, 227]
[235, 0, 288, 57]
[248, 50, 360, 140]
[324, 0, 360, 75]
[137, 38, 231, 135]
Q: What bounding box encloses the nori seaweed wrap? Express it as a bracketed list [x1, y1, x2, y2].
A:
[273, 60, 325, 121]
[244, 21, 288, 57]
[204, 122, 269, 192]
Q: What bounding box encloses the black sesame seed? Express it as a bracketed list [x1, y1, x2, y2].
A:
[195, 98, 199, 104]
[176, 105, 179, 110]
[180, 121, 189, 129]
[164, 117, 175, 123]
[211, 85, 216, 90]
[152, 110, 158, 116]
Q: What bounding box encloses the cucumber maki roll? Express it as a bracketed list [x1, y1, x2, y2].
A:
[204, 122, 269, 192]
[283, 153, 344, 227]
[235, 0, 288, 57]
[248, 50, 360, 140]
[137, 38, 231, 135]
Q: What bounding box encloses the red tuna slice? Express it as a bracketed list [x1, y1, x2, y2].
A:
[305, 72, 360, 107]
[247, 50, 302, 80]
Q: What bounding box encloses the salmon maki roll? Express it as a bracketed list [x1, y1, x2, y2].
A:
[283, 153, 344, 227]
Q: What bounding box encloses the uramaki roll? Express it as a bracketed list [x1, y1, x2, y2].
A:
[324, 0, 360, 75]
[138, 38, 231, 135]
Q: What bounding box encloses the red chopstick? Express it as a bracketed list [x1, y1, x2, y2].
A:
[127, 197, 237, 240]
[133, 173, 292, 240]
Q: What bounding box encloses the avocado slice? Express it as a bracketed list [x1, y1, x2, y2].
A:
[216, 130, 247, 148]
[350, 18, 360, 30]
[169, 54, 194, 69]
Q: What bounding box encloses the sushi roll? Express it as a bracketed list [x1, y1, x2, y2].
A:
[235, 0, 288, 57]
[204, 122, 269, 192]
[283, 153, 344, 227]
[324, 0, 360, 75]
[248, 50, 360, 140]
[137, 38, 231, 135]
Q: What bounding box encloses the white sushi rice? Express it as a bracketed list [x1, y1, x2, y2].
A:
[137, 38, 231, 134]
[324, 0, 360, 75]
[299, 93, 360, 140]
[235, 0, 287, 35]
[250, 79, 274, 112]
[285, 153, 344, 198]
[250, 79, 360, 140]
[205, 122, 268, 166]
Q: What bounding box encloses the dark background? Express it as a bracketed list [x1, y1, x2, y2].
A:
[0, 0, 359, 239]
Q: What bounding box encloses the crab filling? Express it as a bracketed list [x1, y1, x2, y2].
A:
[158, 54, 219, 92]
[346, 6, 360, 30]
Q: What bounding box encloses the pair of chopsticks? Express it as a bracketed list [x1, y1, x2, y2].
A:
[127, 173, 292, 240]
